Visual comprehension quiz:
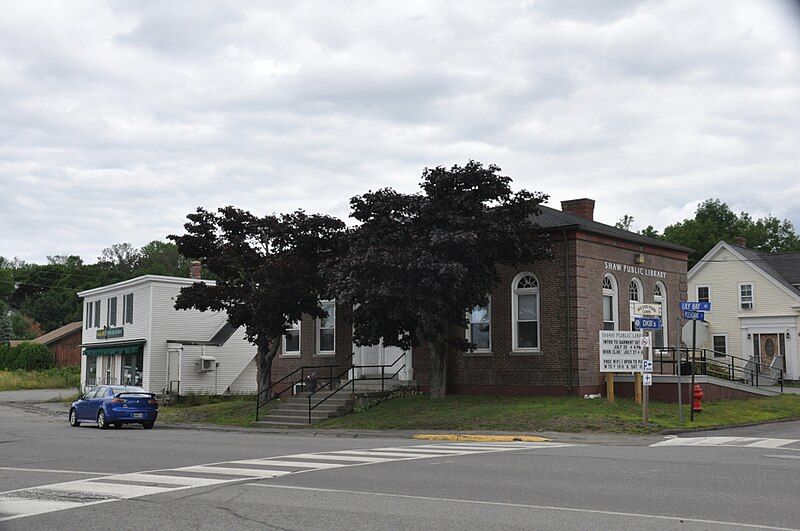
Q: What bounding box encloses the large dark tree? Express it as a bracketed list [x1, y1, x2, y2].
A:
[169, 207, 345, 394]
[329, 161, 551, 398]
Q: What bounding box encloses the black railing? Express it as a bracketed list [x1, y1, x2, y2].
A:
[306, 355, 406, 424]
[652, 347, 784, 392]
[255, 356, 352, 421]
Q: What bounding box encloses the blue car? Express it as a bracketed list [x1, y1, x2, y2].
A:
[69, 385, 158, 429]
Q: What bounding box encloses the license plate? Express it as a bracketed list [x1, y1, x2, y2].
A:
[133, 413, 143, 418]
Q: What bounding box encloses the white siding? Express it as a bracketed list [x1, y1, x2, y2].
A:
[80, 276, 259, 395]
[689, 245, 800, 379]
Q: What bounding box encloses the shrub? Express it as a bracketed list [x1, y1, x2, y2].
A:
[0, 344, 10, 370]
[9, 342, 55, 371]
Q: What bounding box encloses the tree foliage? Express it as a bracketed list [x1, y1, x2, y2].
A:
[328, 161, 551, 398]
[646, 199, 800, 267]
[169, 207, 346, 394]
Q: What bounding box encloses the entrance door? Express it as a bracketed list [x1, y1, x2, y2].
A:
[753, 333, 784, 368]
[352, 339, 411, 380]
[121, 351, 144, 386]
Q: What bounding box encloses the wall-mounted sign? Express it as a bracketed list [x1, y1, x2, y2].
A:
[600, 331, 643, 372]
[97, 327, 124, 340]
[604, 262, 667, 279]
[633, 303, 662, 317]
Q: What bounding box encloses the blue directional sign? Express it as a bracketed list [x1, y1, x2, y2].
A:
[680, 301, 711, 312]
[682, 310, 705, 321]
[634, 317, 662, 330]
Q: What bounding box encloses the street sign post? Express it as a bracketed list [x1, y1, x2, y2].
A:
[643, 373, 652, 386]
[680, 301, 711, 422]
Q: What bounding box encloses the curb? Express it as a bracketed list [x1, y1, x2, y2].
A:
[412, 434, 550, 443]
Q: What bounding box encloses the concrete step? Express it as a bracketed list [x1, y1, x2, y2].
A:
[266, 408, 347, 419]
[277, 402, 352, 412]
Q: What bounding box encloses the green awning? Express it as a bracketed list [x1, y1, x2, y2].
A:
[84, 344, 143, 357]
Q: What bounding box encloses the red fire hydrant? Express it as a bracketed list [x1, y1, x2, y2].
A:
[692, 384, 704, 412]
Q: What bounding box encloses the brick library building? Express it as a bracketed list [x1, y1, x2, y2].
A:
[271, 198, 690, 397]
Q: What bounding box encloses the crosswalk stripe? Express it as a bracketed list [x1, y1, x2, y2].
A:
[285, 453, 395, 462]
[0, 441, 573, 522]
[651, 436, 800, 449]
[96, 473, 228, 487]
[229, 459, 346, 469]
[175, 466, 293, 478]
[43, 480, 172, 498]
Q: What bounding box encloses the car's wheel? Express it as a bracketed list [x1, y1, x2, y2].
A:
[97, 410, 109, 430]
[113, 422, 122, 429]
[142, 421, 154, 430]
[69, 409, 80, 427]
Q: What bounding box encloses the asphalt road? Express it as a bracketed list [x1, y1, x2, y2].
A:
[1, 391, 800, 530]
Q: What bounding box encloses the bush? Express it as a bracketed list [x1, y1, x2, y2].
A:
[2, 342, 55, 371]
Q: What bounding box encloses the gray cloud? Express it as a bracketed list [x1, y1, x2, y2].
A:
[1, 0, 799, 262]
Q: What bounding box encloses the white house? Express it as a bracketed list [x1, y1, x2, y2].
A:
[688, 240, 800, 381]
[78, 275, 259, 396]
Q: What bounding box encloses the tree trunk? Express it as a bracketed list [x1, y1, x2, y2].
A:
[256, 337, 281, 398]
[428, 340, 448, 399]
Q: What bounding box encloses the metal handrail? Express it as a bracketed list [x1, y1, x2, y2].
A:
[652, 347, 784, 391]
[307, 356, 406, 424]
[255, 355, 352, 421]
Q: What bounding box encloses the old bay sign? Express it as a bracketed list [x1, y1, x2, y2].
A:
[599, 331, 644, 372]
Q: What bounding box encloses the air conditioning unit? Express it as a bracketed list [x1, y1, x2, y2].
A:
[197, 356, 217, 373]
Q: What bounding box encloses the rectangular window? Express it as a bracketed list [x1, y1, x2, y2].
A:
[93, 300, 100, 328]
[317, 302, 335, 354]
[602, 295, 615, 331]
[712, 335, 727, 357]
[283, 321, 301, 355]
[107, 297, 117, 327]
[739, 284, 754, 310]
[467, 304, 491, 351]
[697, 286, 710, 304]
[517, 293, 539, 349]
[123, 293, 134, 324]
[86, 302, 92, 330]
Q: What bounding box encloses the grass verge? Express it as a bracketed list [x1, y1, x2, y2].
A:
[316, 394, 800, 434]
[0, 367, 80, 392]
[157, 394, 263, 427]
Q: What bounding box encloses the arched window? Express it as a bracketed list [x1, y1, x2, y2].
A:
[654, 282, 667, 347]
[512, 273, 540, 351]
[629, 278, 643, 330]
[602, 274, 618, 331]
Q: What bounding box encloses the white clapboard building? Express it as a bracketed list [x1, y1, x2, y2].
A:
[78, 273, 258, 396]
[688, 239, 800, 381]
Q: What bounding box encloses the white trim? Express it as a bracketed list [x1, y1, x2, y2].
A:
[316, 301, 336, 355]
[696, 285, 711, 305]
[738, 281, 755, 310]
[282, 320, 302, 357]
[654, 281, 668, 347]
[465, 296, 492, 354]
[511, 273, 541, 352]
[602, 273, 619, 332]
[78, 275, 216, 298]
[689, 241, 800, 303]
[711, 333, 728, 357]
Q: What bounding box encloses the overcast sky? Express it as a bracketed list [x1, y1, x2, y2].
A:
[1, 0, 799, 263]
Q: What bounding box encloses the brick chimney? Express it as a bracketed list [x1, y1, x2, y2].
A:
[189, 260, 202, 280]
[561, 198, 595, 221]
[734, 236, 747, 247]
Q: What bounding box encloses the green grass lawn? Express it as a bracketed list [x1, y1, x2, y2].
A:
[157, 394, 265, 427]
[0, 367, 80, 392]
[316, 394, 800, 434]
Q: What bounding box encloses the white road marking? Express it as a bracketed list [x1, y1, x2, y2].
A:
[0, 441, 573, 522]
[246, 483, 794, 530]
[0, 466, 111, 476]
[651, 437, 799, 449]
[764, 454, 800, 460]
